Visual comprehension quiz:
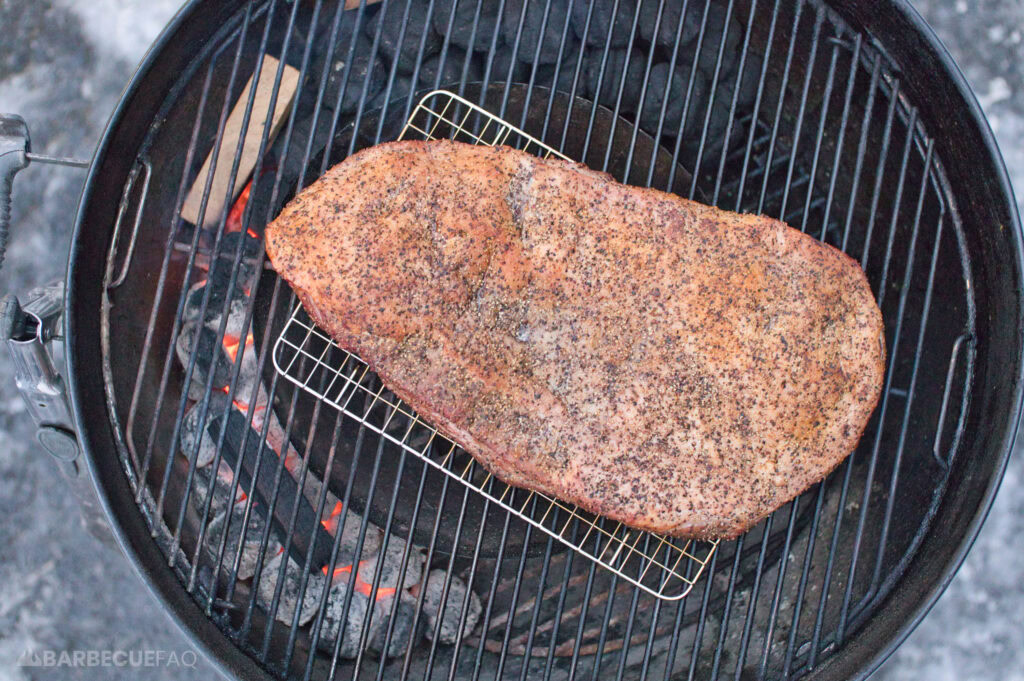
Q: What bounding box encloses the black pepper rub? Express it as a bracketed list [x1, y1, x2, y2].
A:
[265, 140, 886, 540]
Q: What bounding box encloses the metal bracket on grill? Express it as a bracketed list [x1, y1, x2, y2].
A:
[2, 281, 115, 545]
[271, 90, 719, 601]
[0, 114, 107, 542]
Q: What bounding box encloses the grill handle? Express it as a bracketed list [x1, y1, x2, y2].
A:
[0, 114, 30, 276]
[0, 114, 90, 278]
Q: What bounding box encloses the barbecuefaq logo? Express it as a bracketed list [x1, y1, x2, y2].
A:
[16, 647, 198, 669]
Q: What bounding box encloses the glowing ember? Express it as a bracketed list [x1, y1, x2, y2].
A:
[321, 501, 344, 533]
[225, 180, 253, 235]
[218, 385, 259, 414]
[321, 560, 398, 601]
[222, 332, 254, 363]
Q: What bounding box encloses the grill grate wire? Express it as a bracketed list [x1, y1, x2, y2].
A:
[101, 0, 978, 679]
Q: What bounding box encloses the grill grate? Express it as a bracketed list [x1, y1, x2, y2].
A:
[273, 96, 720, 594]
[101, 0, 979, 679]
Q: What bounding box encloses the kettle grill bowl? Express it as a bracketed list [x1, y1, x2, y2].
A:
[66, 1, 1022, 680]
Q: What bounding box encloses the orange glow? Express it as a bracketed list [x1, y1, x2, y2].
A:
[226, 181, 252, 234]
[320, 501, 345, 533]
[321, 560, 398, 601]
[222, 333, 255, 363]
[218, 384, 263, 414]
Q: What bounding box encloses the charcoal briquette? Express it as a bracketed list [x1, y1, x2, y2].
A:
[368, 76, 415, 111]
[175, 322, 232, 389]
[673, 2, 743, 82]
[370, 592, 421, 658]
[639, 61, 709, 138]
[432, 0, 503, 53]
[703, 52, 762, 144]
[502, 0, 577, 65]
[205, 503, 283, 581]
[256, 552, 329, 625]
[419, 570, 482, 644]
[586, 47, 646, 111]
[181, 396, 230, 468]
[190, 458, 243, 516]
[536, 48, 587, 96]
[324, 33, 387, 113]
[318, 586, 382, 658]
[356, 533, 424, 593]
[638, 0, 704, 51]
[570, 0, 637, 48]
[366, 1, 442, 72]
[418, 47, 483, 87]
[485, 40, 532, 83]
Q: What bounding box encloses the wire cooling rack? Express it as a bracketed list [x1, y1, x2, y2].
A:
[272, 90, 718, 601]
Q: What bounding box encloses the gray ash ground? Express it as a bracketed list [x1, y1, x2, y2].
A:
[0, 1, 1022, 680]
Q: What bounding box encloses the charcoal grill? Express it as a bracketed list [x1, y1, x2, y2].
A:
[1, 0, 1022, 679]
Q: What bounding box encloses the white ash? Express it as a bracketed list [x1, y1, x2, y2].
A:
[370, 591, 421, 658]
[256, 552, 329, 626]
[356, 533, 424, 595]
[303, 476, 382, 562]
[316, 585, 382, 659]
[419, 570, 482, 645]
[181, 400, 220, 468]
[190, 459, 245, 516]
[174, 321, 230, 388]
[205, 503, 282, 581]
[330, 512, 382, 568]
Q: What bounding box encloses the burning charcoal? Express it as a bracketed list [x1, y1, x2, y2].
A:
[431, 0, 502, 53]
[586, 48, 646, 111]
[176, 322, 232, 389]
[220, 230, 263, 263]
[184, 269, 254, 330]
[324, 33, 387, 114]
[257, 552, 329, 625]
[502, 0, 577, 65]
[418, 48, 483, 88]
[368, 75, 414, 111]
[183, 280, 210, 326]
[639, 62, 708, 138]
[485, 40, 532, 83]
[182, 397, 226, 468]
[310, 489, 383, 565]
[370, 592, 421, 657]
[638, 0, 704, 50]
[418, 570, 482, 644]
[318, 585, 382, 658]
[357, 533, 425, 593]
[206, 503, 283, 581]
[366, 1, 442, 71]
[674, 2, 742, 82]
[570, 0, 636, 48]
[191, 460, 244, 516]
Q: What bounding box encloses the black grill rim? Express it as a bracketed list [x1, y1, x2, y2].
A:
[802, 2, 1023, 679]
[64, 1, 1024, 681]
[68, 4, 283, 681]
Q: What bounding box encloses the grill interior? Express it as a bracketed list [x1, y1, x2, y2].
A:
[98, 0, 976, 679]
